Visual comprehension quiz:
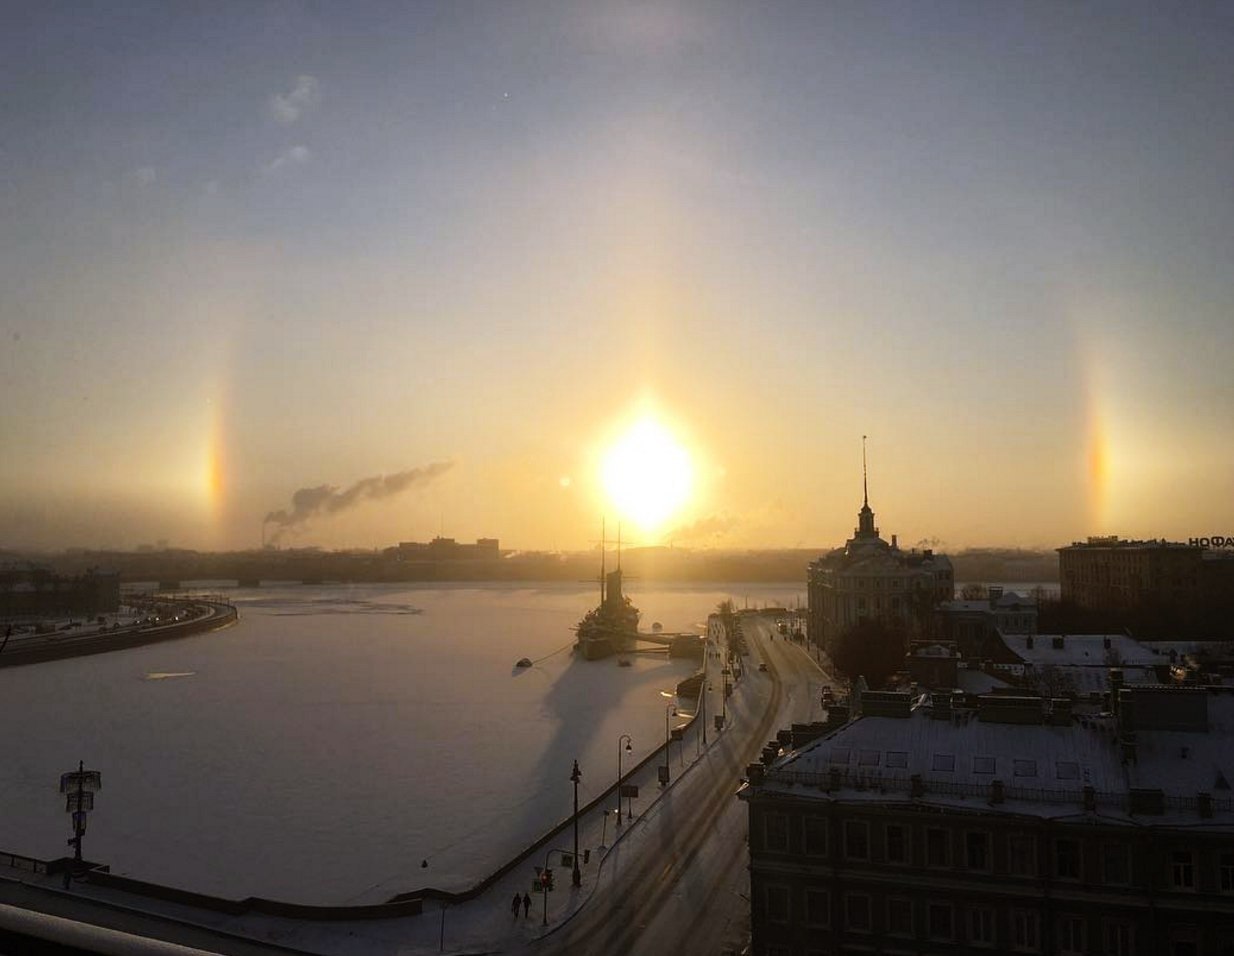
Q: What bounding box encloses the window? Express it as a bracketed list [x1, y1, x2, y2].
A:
[966, 831, 990, 871]
[1169, 926, 1199, 956]
[932, 753, 956, 772]
[765, 883, 789, 923]
[844, 820, 869, 861]
[973, 755, 996, 774]
[1013, 758, 1038, 778]
[857, 749, 880, 766]
[968, 907, 996, 947]
[763, 812, 788, 852]
[885, 823, 908, 864]
[1102, 842, 1130, 885]
[1103, 919, 1135, 956]
[1056, 760, 1080, 780]
[1011, 910, 1040, 952]
[1055, 838, 1081, 881]
[805, 888, 829, 927]
[1058, 915, 1087, 955]
[887, 898, 913, 937]
[845, 893, 871, 932]
[1171, 850, 1195, 890]
[926, 827, 950, 867]
[1220, 851, 1234, 893]
[928, 902, 954, 940]
[1009, 834, 1037, 877]
[886, 750, 908, 768]
[803, 816, 827, 857]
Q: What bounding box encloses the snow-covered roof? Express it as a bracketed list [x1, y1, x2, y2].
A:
[1045, 665, 1157, 694]
[751, 687, 1234, 825]
[1002, 633, 1158, 668]
[956, 669, 1012, 695]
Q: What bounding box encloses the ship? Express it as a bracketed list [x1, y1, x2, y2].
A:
[574, 524, 640, 661]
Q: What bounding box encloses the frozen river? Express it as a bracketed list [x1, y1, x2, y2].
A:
[0, 582, 802, 904]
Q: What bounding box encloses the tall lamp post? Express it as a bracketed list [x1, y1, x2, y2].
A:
[58, 761, 101, 888]
[570, 760, 582, 887]
[616, 734, 632, 824]
[663, 702, 677, 784]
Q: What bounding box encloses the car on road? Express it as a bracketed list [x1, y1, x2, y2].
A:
[758, 662, 768, 672]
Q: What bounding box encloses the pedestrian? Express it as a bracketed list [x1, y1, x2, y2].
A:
[522, 892, 531, 917]
[511, 892, 521, 918]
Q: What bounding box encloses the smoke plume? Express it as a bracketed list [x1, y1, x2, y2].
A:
[263, 461, 453, 542]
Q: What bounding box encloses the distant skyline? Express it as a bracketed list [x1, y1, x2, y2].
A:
[2, 2, 1232, 552]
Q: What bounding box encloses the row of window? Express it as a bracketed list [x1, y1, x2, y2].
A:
[824, 747, 1080, 779]
[761, 886, 1139, 954]
[760, 813, 1234, 890]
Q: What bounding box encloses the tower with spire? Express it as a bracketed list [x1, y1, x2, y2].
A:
[806, 435, 954, 654]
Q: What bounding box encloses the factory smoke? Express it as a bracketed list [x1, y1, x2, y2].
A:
[263, 461, 454, 544]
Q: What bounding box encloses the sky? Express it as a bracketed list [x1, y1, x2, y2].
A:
[2, 1, 1232, 553]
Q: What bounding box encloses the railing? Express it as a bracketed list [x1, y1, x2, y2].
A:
[0, 852, 48, 874]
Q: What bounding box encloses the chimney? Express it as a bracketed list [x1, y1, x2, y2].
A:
[1083, 786, 1096, 812]
[989, 586, 1003, 607]
[1027, 636, 1034, 650]
[910, 774, 925, 798]
[990, 780, 1005, 805]
[1103, 636, 1111, 649]
[1198, 792, 1213, 819]
[1109, 669, 1125, 715]
[891, 534, 898, 549]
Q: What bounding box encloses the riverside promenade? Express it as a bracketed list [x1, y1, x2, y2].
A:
[0, 597, 237, 668]
[0, 620, 801, 955]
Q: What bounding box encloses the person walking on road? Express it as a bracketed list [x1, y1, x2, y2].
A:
[511, 893, 521, 918]
[522, 892, 531, 917]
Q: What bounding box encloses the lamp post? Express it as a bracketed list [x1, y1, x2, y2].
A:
[663, 702, 676, 784]
[58, 761, 101, 888]
[570, 760, 582, 887]
[616, 734, 632, 824]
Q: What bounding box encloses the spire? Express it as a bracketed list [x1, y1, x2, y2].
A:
[862, 434, 869, 508]
[856, 435, 878, 538]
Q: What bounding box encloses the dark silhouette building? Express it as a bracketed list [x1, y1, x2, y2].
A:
[740, 685, 1234, 956]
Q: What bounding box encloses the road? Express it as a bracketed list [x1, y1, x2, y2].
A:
[536, 615, 835, 956]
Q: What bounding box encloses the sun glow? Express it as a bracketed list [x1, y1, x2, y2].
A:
[601, 418, 693, 532]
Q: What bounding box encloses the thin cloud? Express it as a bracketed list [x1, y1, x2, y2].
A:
[269, 75, 319, 125]
[262, 145, 311, 175]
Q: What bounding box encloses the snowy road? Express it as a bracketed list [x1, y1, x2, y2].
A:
[533, 615, 835, 956]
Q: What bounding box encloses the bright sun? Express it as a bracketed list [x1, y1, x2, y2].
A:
[601, 418, 693, 532]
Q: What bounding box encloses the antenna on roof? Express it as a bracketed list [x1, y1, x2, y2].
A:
[862, 434, 869, 508]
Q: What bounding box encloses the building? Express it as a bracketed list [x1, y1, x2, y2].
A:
[989, 632, 1168, 694]
[807, 471, 953, 653]
[0, 567, 120, 618]
[740, 684, 1234, 956]
[1057, 536, 1234, 637]
[388, 537, 501, 561]
[938, 586, 1037, 659]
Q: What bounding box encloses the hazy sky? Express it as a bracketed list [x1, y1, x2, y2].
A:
[2, 2, 1232, 552]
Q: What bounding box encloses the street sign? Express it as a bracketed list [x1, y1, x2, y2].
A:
[657, 766, 670, 785]
[670, 728, 684, 741]
[619, 784, 639, 798]
[714, 715, 725, 731]
[65, 792, 94, 813]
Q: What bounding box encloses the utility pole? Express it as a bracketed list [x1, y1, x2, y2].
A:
[570, 760, 582, 887]
[59, 761, 102, 888]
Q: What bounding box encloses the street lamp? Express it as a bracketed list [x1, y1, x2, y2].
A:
[663, 702, 677, 784]
[616, 734, 632, 824]
[58, 761, 101, 889]
[570, 760, 582, 887]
